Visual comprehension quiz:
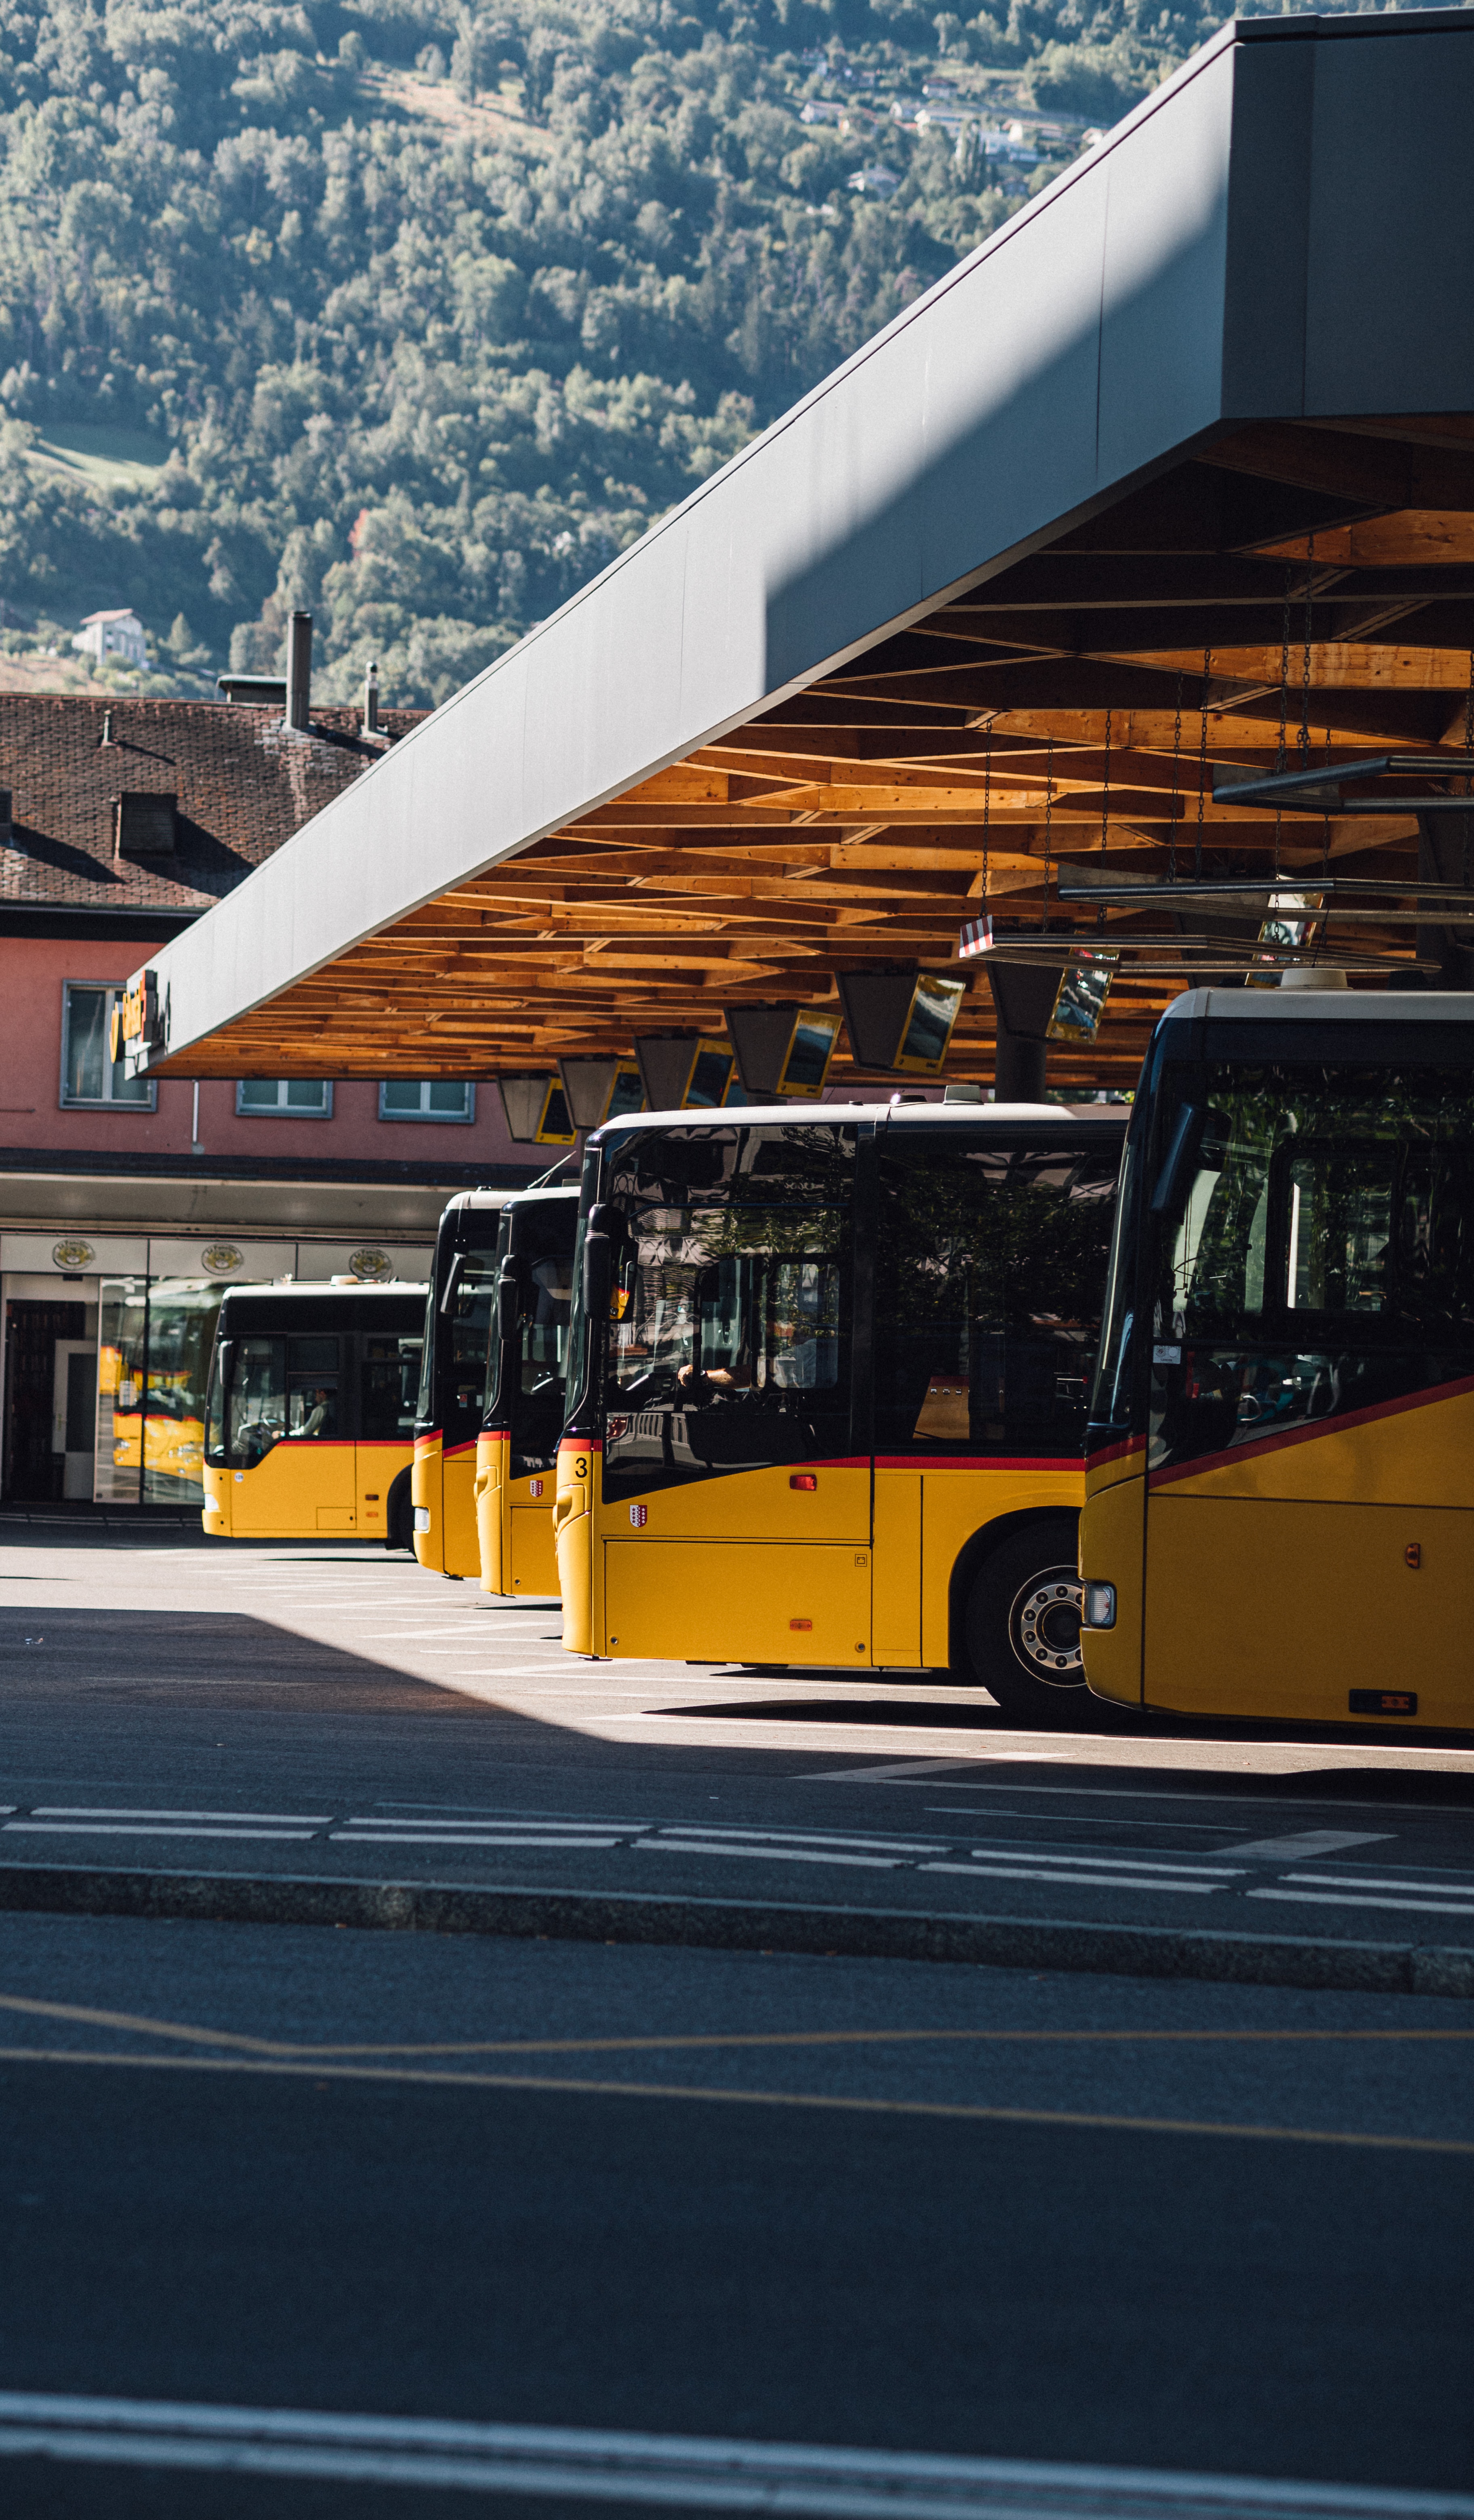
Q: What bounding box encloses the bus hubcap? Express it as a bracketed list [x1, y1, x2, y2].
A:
[1011, 1570, 1084, 1684]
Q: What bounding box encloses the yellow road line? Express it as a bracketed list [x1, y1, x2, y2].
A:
[0, 2043, 1471, 2154]
[0, 1994, 1472, 2060]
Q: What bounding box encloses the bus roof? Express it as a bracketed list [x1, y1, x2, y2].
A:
[439, 1189, 519, 1214]
[590, 1098, 1126, 1149]
[216, 1279, 427, 1299]
[1160, 991, 1474, 1025]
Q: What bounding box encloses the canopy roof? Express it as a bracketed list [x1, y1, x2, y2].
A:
[129, 8, 1474, 1095]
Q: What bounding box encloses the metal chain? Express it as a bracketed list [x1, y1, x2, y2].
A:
[1043, 736, 1054, 886]
[1098, 708, 1111, 930]
[1277, 564, 1292, 774]
[1464, 645, 1473, 889]
[1195, 647, 1211, 883]
[1043, 734, 1054, 913]
[1451, 645, 1461, 892]
[1169, 672, 1182, 883]
[982, 724, 992, 905]
[1299, 534, 1315, 764]
[1274, 563, 1292, 882]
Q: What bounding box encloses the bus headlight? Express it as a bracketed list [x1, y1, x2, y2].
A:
[1082, 1582, 1116, 1630]
[413, 1507, 431, 1533]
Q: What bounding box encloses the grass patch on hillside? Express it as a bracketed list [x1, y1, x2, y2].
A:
[29, 426, 173, 492]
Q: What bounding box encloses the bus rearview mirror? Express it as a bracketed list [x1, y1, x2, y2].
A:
[1150, 1104, 1222, 1215]
[583, 1231, 612, 1323]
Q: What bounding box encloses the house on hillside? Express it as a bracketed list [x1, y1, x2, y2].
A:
[73, 609, 149, 669]
[0, 655, 533, 1512]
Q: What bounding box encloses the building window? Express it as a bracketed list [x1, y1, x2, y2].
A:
[235, 1080, 334, 1118]
[61, 985, 156, 1109]
[378, 1080, 475, 1124]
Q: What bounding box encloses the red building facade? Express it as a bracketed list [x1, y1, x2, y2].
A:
[0, 688, 534, 1508]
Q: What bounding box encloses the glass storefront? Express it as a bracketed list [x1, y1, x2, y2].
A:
[96, 1279, 227, 1507]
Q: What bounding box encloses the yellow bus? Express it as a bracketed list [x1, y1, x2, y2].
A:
[202, 1281, 425, 1541]
[553, 1098, 1125, 1720]
[1081, 988, 1474, 1733]
[412, 1191, 507, 1579]
[475, 1184, 580, 1598]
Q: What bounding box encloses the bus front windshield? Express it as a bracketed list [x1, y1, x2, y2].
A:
[486, 1208, 574, 1475]
[418, 1226, 502, 1438]
[597, 1122, 855, 1487]
[1143, 1061, 1474, 1464]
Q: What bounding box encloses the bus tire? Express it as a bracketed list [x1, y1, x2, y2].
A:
[961, 1516, 1091, 1726]
[385, 1471, 414, 1552]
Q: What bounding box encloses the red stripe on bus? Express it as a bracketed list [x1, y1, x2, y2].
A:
[444, 1439, 480, 1461]
[1148, 1370, 1474, 1490]
[873, 1454, 1081, 1472]
[1088, 1434, 1145, 1471]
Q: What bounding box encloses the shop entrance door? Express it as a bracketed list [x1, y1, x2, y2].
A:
[52, 1341, 97, 1499]
[4, 1300, 85, 1501]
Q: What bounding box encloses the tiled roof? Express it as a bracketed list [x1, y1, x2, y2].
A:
[0, 697, 428, 914]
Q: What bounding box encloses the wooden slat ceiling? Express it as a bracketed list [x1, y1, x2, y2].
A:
[191, 416, 1474, 1093]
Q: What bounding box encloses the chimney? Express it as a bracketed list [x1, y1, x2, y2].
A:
[363, 658, 380, 735]
[286, 610, 312, 732]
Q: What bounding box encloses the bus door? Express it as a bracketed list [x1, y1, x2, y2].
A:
[507, 1232, 573, 1595]
[358, 1325, 419, 1538]
[597, 1120, 869, 1665]
[226, 1331, 354, 1533]
[873, 1122, 1123, 1672]
[1142, 1071, 1474, 1725]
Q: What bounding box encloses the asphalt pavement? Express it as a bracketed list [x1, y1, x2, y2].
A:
[0, 1522, 1471, 2517]
[0, 1525, 1470, 1950]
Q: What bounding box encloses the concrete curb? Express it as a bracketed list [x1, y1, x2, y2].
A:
[0, 1860, 1472, 1997]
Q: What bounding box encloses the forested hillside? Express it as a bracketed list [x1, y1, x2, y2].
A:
[0, 0, 1231, 704]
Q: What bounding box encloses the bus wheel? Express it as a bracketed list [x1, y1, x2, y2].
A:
[385, 1472, 414, 1552]
[961, 1518, 1091, 1726]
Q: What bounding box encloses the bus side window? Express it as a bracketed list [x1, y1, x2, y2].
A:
[286, 1336, 339, 1440]
[229, 1338, 286, 1466]
[875, 1133, 1119, 1457]
[361, 1336, 416, 1439]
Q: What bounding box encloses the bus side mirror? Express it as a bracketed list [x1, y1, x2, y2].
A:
[583, 1232, 612, 1324]
[496, 1265, 522, 1341]
[1150, 1105, 1227, 1216]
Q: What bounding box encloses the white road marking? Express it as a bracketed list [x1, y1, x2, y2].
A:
[332, 1824, 620, 1844]
[2, 1823, 319, 1842]
[1225, 1833, 1392, 1862]
[922, 1863, 1224, 1894]
[358, 1629, 528, 1640]
[334, 1832, 623, 1849]
[655, 1827, 947, 1853]
[1279, 1871, 1474, 1896]
[969, 1849, 1243, 1876]
[2, 2396, 1467, 2520]
[29, 1806, 333, 1825]
[1248, 1889, 1474, 1918]
[639, 1842, 904, 1870]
